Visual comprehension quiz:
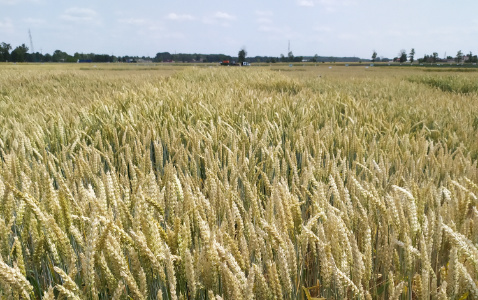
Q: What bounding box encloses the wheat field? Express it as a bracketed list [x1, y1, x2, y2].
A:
[0, 64, 477, 299]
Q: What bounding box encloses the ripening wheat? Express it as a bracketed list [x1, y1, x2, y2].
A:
[0, 64, 477, 299]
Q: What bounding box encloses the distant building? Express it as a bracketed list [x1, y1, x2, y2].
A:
[137, 59, 153, 63]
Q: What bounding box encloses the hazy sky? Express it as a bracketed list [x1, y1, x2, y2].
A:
[2, 0, 478, 59]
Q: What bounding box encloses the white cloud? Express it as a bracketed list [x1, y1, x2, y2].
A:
[257, 25, 295, 38]
[0, 0, 39, 4]
[298, 0, 314, 7]
[257, 25, 279, 33]
[298, 0, 356, 11]
[60, 7, 99, 24]
[0, 18, 14, 32]
[22, 18, 45, 25]
[256, 17, 272, 24]
[337, 33, 358, 41]
[255, 10, 273, 17]
[314, 26, 332, 32]
[166, 13, 195, 21]
[202, 11, 236, 27]
[214, 12, 236, 21]
[118, 18, 147, 25]
[161, 32, 185, 39]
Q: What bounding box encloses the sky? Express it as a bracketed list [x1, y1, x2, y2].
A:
[1, 0, 478, 59]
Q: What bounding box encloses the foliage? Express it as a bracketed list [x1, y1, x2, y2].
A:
[0, 42, 12, 62]
[456, 50, 464, 64]
[238, 48, 247, 63]
[409, 48, 415, 64]
[10, 44, 29, 62]
[399, 49, 407, 63]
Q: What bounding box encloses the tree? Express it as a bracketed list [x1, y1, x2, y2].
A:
[399, 49, 407, 63]
[432, 52, 438, 63]
[371, 50, 377, 63]
[469, 52, 478, 63]
[288, 51, 294, 62]
[467, 51, 477, 63]
[0, 42, 12, 61]
[238, 48, 247, 63]
[44, 53, 52, 62]
[52, 50, 71, 62]
[154, 52, 172, 62]
[10, 44, 29, 62]
[455, 50, 463, 63]
[409, 48, 415, 64]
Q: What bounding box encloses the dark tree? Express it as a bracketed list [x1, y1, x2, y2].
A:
[52, 50, 70, 62]
[455, 50, 463, 63]
[399, 49, 407, 63]
[238, 48, 247, 63]
[288, 51, 294, 62]
[10, 44, 29, 62]
[0, 42, 12, 61]
[409, 48, 415, 64]
[469, 52, 478, 63]
[371, 50, 377, 63]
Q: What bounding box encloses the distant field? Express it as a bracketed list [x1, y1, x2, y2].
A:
[0, 64, 477, 299]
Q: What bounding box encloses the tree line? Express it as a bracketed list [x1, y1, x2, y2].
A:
[1, 40, 365, 64]
[0, 42, 239, 63]
[5, 40, 477, 65]
[0, 42, 151, 63]
[372, 48, 478, 64]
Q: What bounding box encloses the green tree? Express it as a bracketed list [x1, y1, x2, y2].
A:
[467, 51, 477, 63]
[399, 49, 407, 63]
[238, 48, 247, 63]
[455, 50, 463, 63]
[52, 50, 71, 62]
[288, 51, 294, 62]
[0, 42, 12, 61]
[409, 48, 415, 64]
[10, 44, 29, 62]
[371, 50, 377, 63]
[44, 53, 52, 62]
[432, 52, 438, 63]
